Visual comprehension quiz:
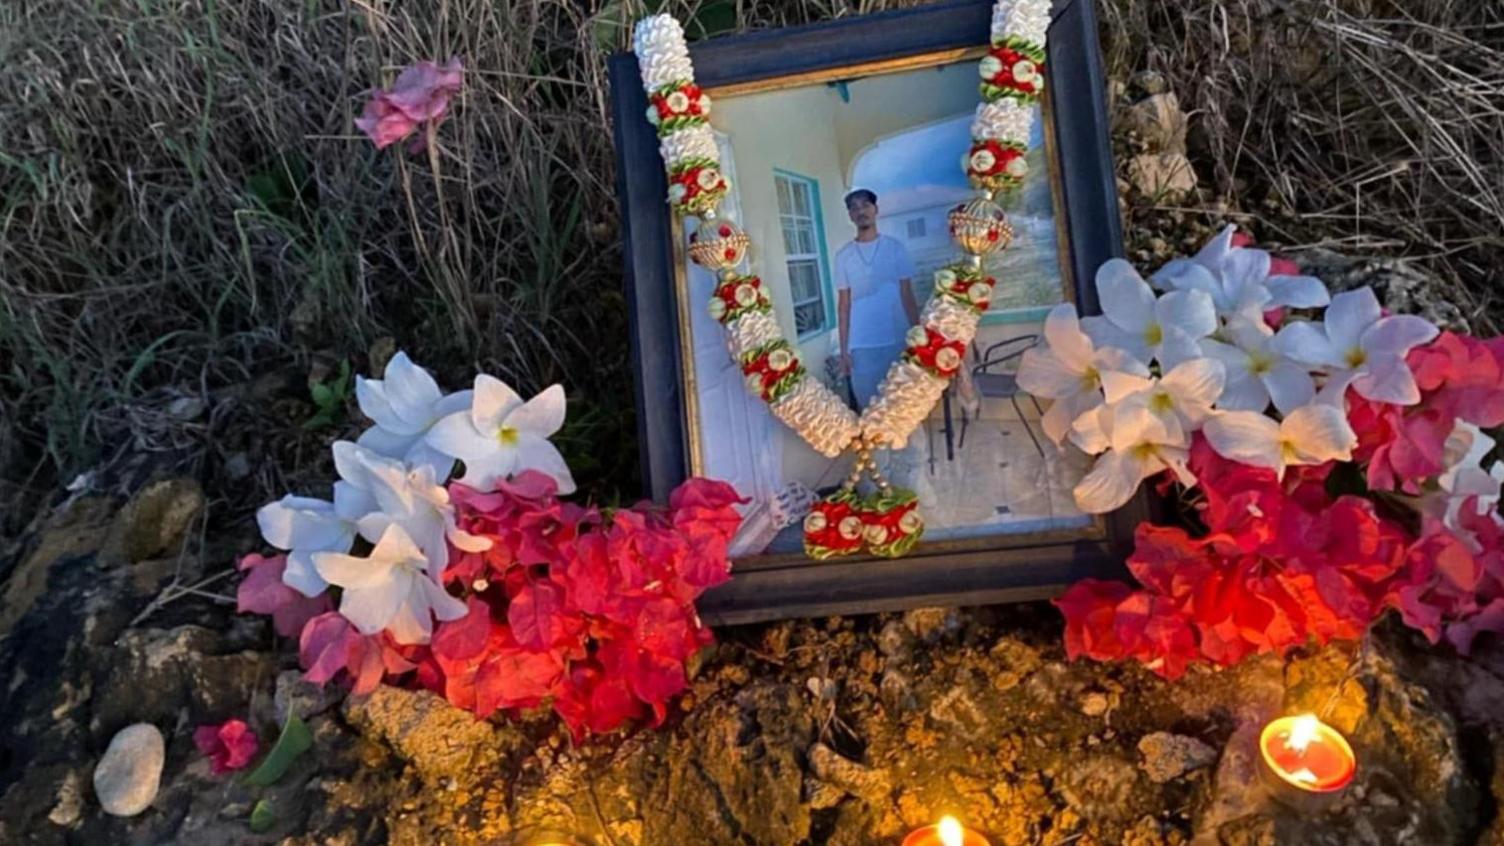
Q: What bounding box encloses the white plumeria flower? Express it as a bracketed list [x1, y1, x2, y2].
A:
[1153, 224, 1330, 321]
[355, 352, 474, 480]
[1087, 357, 1227, 448]
[1270, 287, 1439, 406]
[1200, 316, 1315, 415]
[1202, 405, 1357, 480]
[1435, 422, 1504, 530]
[256, 482, 375, 598]
[1072, 401, 1195, 514]
[333, 441, 491, 578]
[313, 523, 468, 645]
[1081, 259, 1217, 368]
[426, 375, 577, 494]
[1017, 303, 1150, 447]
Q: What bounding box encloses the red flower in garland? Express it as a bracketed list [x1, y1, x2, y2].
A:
[979, 43, 1044, 97]
[966, 139, 1027, 183]
[650, 83, 709, 121]
[904, 326, 966, 377]
[803, 498, 865, 555]
[741, 344, 800, 401]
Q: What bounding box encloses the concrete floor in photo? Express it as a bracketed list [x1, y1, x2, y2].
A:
[763, 393, 1091, 553]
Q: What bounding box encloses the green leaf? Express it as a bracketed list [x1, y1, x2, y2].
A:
[243, 714, 313, 787]
[310, 382, 334, 407]
[248, 799, 276, 833]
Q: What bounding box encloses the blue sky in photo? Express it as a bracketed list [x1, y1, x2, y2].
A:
[853, 106, 1046, 216]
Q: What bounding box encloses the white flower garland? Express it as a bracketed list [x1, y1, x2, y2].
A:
[633, 0, 1044, 456]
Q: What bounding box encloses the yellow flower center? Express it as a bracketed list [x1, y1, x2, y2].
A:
[1248, 351, 1274, 375]
[1131, 442, 1159, 462]
[1280, 439, 1300, 463]
[1144, 323, 1164, 347]
[1081, 365, 1100, 391]
[498, 426, 520, 446]
[1344, 347, 1367, 368]
[1149, 390, 1176, 414]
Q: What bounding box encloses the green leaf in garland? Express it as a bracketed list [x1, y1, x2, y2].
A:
[243, 714, 313, 787]
[248, 799, 276, 833]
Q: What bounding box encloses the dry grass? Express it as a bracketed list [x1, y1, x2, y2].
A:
[1101, 0, 1504, 329]
[1, 0, 1500, 539]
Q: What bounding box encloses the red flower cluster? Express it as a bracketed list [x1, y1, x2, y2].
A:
[668, 164, 728, 212]
[1391, 508, 1504, 655]
[804, 496, 864, 558]
[1061, 439, 1412, 678]
[982, 43, 1044, 97]
[649, 82, 708, 123]
[965, 139, 1027, 183]
[708, 274, 770, 324]
[1353, 332, 1504, 493]
[741, 342, 801, 402]
[905, 326, 967, 378]
[244, 473, 741, 739]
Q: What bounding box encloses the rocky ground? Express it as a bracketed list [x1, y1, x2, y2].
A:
[2, 478, 1503, 845]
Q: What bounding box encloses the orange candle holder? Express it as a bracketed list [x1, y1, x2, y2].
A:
[902, 815, 992, 846]
[1258, 714, 1356, 812]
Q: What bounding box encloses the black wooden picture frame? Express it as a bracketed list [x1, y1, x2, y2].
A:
[608, 0, 1143, 624]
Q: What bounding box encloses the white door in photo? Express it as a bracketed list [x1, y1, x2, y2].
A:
[687, 132, 784, 555]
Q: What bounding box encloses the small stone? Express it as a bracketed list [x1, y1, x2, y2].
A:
[1137, 731, 1218, 784]
[1122, 92, 1189, 154]
[880, 670, 917, 712]
[275, 669, 344, 725]
[223, 453, 252, 481]
[902, 607, 961, 644]
[368, 336, 398, 374]
[1127, 153, 1198, 198]
[100, 478, 205, 566]
[877, 620, 916, 659]
[48, 770, 85, 826]
[167, 396, 206, 420]
[1081, 692, 1110, 717]
[93, 723, 165, 817]
[1132, 69, 1169, 95]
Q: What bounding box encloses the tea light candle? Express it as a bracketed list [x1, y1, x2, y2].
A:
[902, 815, 992, 846]
[1259, 713, 1356, 804]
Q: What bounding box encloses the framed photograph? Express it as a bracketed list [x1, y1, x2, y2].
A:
[609, 0, 1144, 624]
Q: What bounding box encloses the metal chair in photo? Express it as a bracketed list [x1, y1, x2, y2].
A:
[956, 333, 1045, 459]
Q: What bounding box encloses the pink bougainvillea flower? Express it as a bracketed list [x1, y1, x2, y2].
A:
[193, 719, 259, 775]
[355, 57, 464, 151]
[236, 553, 332, 638]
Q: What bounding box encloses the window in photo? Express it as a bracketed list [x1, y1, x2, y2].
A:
[774, 171, 832, 338]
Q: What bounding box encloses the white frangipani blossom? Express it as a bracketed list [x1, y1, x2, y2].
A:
[256, 483, 374, 598]
[1017, 303, 1150, 447]
[313, 523, 468, 645]
[355, 352, 474, 479]
[1153, 224, 1330, 321]
[1200, 316, 1316, 415]
[426, 375, 577, 495]
[1080, 259, 1217, 367]
[333, 441, 491, 579]
[1071, 401, 1196, 514]
[1270, 287, 1439, 406]
[1087, 357, 1227, 448]
[1202, 405, 1357, 480]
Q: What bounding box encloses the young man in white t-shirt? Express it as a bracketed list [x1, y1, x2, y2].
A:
[835, 189, 920, 409]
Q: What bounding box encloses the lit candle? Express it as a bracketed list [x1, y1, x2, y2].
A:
[1259, 714, 1356, 809]
[902, 815, 992, 846]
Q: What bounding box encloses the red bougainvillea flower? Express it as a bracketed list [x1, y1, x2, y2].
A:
[236, 553, 331, 638]
[193, 719, 259, 775]
[355, 57, 464, 151]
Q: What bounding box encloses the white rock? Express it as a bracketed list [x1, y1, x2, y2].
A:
[93, 723, 164, 817]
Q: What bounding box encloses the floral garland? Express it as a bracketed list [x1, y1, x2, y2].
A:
[633, 0, 1050, 559]
[1015, 226, 1504, 677]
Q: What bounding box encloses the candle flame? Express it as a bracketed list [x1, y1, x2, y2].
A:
[939, 816, 964, 846]
[1290, 767, 1319, 785]
[1287, 714, 1321, 753]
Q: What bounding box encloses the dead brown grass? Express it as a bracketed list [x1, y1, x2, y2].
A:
[1, 0, 1500, 539]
